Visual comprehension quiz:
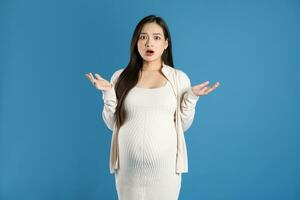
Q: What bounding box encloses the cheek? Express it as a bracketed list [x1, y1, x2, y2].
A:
[137, 41, 144, 51]
[137, 42, 145, 56]
[137, 40, 145, 46]
[157, 44, 165, 53]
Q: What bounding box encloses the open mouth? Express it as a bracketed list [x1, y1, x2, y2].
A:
[146, 50, 155, 56]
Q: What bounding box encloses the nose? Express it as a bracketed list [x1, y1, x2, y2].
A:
[145, 37, 153, 47]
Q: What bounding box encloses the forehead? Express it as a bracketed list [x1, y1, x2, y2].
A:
[140, 22, 164, 35]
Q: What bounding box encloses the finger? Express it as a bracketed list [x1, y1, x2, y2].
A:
[210, 82, 220, 90]
[85, 73, 93, 81]
[89, 72, 94, 79]
[86, 74, 95, 84]
[206, 86, 216, 94]
[204, 87, 213, 94]
[95, 73, 104, 80]
[195, 81, 210, 89]
[89, 73, 96, 82]
[201, 86, 209, 93]
[201, 81, 210, 87]
[204, 83, 219, 94]
[85, 73, 93, 79]
[87, 73, 98, 85]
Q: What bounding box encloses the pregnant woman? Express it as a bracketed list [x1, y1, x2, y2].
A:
[85, 14, 220, 200]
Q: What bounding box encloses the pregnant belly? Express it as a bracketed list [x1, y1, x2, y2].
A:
[118, 120, 177, 166]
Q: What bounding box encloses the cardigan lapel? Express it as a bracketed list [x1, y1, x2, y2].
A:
[174, 69, 189, 173]
[162, 63, 178, 97]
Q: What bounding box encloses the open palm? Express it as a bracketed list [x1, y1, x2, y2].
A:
[191, 81, 220, 96]
[85, 73, 112, 91]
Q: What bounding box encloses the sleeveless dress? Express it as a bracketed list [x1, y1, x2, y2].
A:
[114, 81, 182, 200]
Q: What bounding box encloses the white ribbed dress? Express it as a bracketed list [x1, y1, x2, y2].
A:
[115, 81, 181, 200]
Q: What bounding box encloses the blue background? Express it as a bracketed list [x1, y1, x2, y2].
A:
[1, 0, 299, 199]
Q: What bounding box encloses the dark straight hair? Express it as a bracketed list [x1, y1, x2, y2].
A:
[114, 14, 174, 131]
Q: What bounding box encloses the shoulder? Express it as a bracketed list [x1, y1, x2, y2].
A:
[110, 67, 125, 83]
[112, 67, 125, 78]
[176, 68, 189, 79]
[174, 68, 191, 87]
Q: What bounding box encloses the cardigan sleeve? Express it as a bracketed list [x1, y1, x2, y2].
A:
[101, 68, 124, 131]
[177, 70, 200, 132]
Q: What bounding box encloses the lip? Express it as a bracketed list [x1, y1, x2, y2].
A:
[145, 49, 155, 56]
[146, 49, 155, 53]
[145, 52, 154, 56]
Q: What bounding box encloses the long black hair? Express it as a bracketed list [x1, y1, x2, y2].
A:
[114, 14, 174, 131]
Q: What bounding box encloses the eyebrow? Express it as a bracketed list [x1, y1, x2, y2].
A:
[140, 32, 162, 35]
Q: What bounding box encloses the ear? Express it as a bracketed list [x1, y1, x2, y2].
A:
[164, 38, 168, 50]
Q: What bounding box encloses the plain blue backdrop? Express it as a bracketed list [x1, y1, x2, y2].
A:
[1, 0, 299, 199]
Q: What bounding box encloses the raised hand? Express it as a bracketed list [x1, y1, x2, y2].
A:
[191, 81, 220, 97]
[85, 72, 112, 91]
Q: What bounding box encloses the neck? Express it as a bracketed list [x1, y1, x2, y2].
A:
[142, 59, 163, 71]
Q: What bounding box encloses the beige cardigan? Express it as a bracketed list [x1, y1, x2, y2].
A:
[102, 63, 200, 174]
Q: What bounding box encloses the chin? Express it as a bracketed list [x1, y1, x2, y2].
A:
[142, 57, 161, 62]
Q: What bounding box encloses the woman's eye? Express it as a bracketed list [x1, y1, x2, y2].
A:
[139, 36, 146, 40]
[154, 36, 161, 40]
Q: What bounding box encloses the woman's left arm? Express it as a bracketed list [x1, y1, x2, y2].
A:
[178, 70, 220, 132]
[178, 70, 200, 132]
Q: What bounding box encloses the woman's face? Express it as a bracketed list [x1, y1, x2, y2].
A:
[137, 22, 168, 63]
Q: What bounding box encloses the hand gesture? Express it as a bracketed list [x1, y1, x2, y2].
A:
[85, 72, 112, 91]
[191, 81, 220, 97]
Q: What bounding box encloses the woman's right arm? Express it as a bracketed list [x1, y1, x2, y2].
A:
[101, 68, 124, 131]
